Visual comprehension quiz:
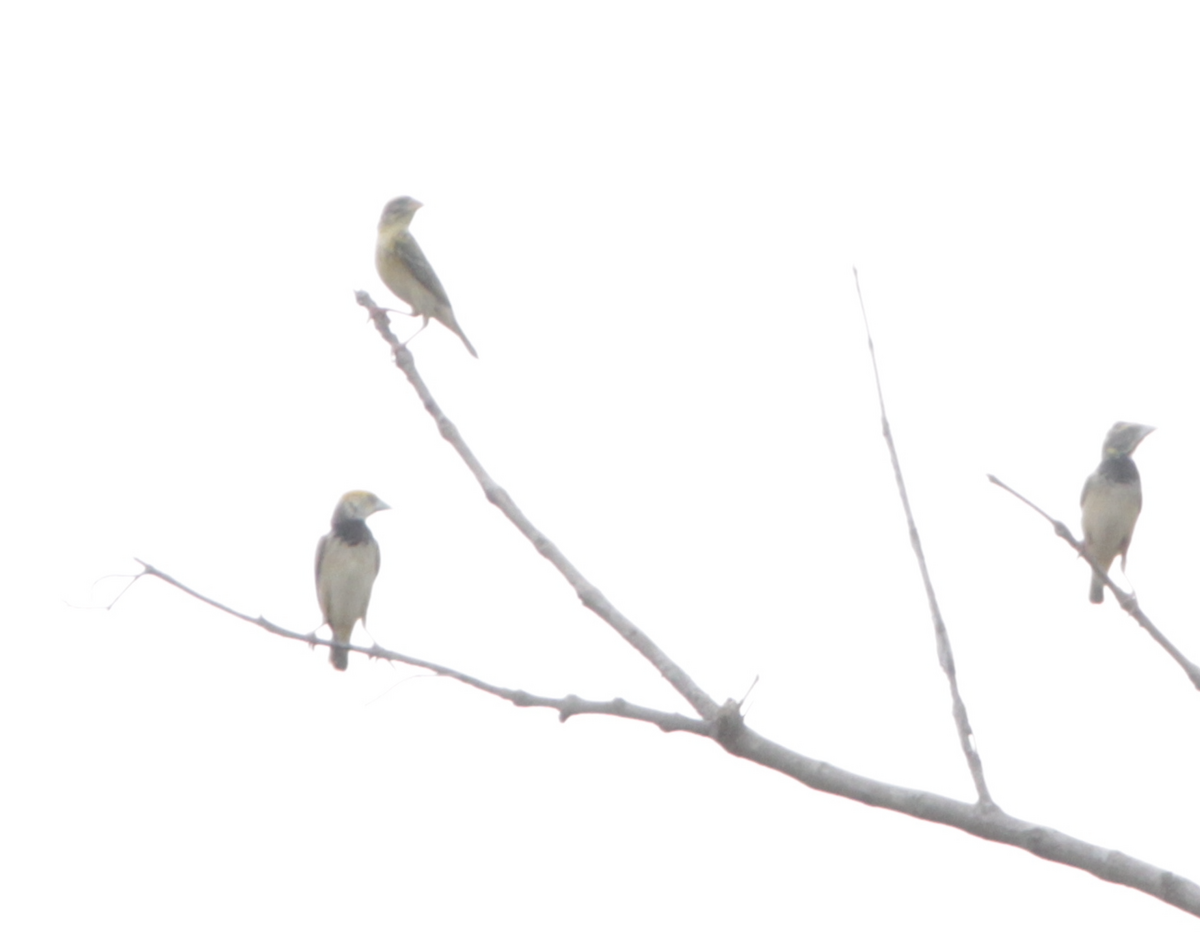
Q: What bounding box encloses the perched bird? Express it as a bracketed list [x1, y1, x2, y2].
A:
[315, 491, 390, 670]
[375, 196, 478, 358]
[1080, 422, 1155, 604]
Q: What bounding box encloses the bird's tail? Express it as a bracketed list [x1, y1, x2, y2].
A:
[455, 325, 479, 358]
[439, 309, 478, 358]
[330, 643, 349, 670]
[1089, 571, 1105, 604]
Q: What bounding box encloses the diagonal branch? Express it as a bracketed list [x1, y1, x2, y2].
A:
[353, 290, 720, 720]
[853, 269, 993, 808]
[720, 724, 1200, 917]
[987, 475, 1200, 690]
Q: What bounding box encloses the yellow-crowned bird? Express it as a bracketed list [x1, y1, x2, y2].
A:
[375, 196, 478, 358]
[1080, 422, 1154, 603]
[316, 491, 389, 670]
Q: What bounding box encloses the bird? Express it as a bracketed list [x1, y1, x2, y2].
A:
[1080, 422, 1155, 604]
[375, 196, 478, 358]
[315, 490, 390, 670]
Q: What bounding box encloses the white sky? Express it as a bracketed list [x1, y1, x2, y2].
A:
[5, 2, 1200, 933]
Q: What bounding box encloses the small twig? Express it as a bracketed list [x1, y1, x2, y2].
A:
[738, 675, 760, 709]
[61, 572, 144, 612]
[986, 476, 1200, 690]
[353, 290, 720, 721]
[854, 268, 993, 808]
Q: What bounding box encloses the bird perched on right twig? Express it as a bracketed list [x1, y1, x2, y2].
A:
[1080, 422, 1155, 604]
[375, 196, 479, 358]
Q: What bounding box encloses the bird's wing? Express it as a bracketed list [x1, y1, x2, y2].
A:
[1081, 471, 1098, 507]
[396, 235, 453, 307]
[315, 533, 329, 583]
[358, 537, 382, 623]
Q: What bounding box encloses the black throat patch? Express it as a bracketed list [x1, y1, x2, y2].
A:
[1100, 455, 1141, 485]
[333, 517, 373, 546]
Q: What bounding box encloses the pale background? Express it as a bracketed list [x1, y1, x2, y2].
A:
[4, 3, 1200, 933]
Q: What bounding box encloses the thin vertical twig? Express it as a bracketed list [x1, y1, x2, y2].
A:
[853, 269, 994, 808]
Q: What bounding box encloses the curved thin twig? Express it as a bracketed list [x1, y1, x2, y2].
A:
[134, 560, 710, 734]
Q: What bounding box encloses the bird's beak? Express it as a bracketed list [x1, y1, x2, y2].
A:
[410, 200, 423, 211]
[376, 500, 392, 512]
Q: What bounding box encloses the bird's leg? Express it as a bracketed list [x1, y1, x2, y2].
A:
[367, 304, 421, 325]
[400, 316, 431, 348]
[356, 623, 398, 669]
[303, 626, 327, 652]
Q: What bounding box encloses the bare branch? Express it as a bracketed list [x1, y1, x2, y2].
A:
[141, 561, 1200, 918]
[720, 722, 1200, 917]
[853, 269, 993, 807]
[987, 476, 1200, 690]
[353, 290, 720, 720]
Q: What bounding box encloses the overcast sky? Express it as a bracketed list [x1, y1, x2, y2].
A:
[5, 3, 1200, 933]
